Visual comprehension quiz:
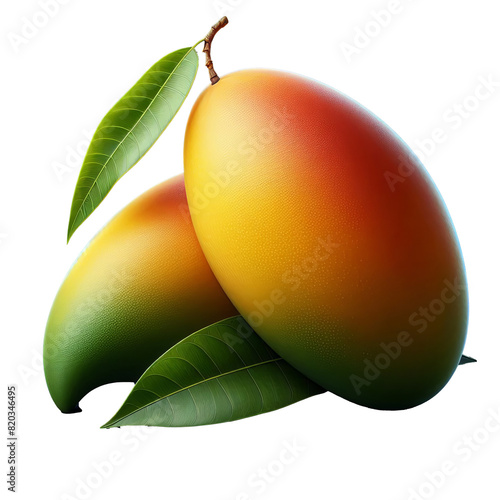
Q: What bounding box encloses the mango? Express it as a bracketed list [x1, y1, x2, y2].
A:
[184, 70, 468, 410]
[44, 175, 237, 413]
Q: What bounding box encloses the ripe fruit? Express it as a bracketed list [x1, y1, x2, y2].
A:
[184, 69, 468, 410]
[44, 175, 237, 413]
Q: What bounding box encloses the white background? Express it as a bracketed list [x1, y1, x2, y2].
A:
[1, 0, 499, 499]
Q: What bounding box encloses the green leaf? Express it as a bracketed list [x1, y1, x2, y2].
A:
[459, 355, 477, 365]
[102, 317, 325, 428]
[67, 46, 199, 242]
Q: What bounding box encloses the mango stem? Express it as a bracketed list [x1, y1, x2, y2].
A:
[203, 17, 229, 85]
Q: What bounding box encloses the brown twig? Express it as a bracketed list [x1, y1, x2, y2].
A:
[203, 17, 229, 85]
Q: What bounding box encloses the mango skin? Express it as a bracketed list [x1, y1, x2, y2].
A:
[44, 175, 237, 413]
[184, 69, 469, 410]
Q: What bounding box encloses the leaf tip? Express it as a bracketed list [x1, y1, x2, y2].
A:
[67, 213, 76, 243]
[101, 411, 124, 429]
[459, 355, 477, 365]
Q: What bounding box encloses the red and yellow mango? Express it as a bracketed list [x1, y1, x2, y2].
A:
[44, 175, 237, 413]
[184, 69, 468, 410]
